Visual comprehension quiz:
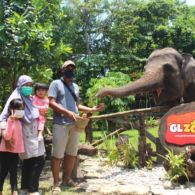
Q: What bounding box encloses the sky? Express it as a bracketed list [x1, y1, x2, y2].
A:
[186, 0, 195, 6]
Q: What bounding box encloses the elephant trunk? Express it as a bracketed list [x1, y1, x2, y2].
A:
[96, 69, 164, 98]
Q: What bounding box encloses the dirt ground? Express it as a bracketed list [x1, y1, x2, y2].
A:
[39, 159, 87, 195]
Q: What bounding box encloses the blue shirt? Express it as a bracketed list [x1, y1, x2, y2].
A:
[48, 79, 79, 125]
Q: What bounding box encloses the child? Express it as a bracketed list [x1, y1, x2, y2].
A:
[0, 98, 25, 195]
[33, 83, 49, 141]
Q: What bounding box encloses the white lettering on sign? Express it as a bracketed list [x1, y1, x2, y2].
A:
[170, 124, 183, 132]
[169, 121, 195, 133]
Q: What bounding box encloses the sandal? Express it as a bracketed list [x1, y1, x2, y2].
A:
[52, 186, 61, 194]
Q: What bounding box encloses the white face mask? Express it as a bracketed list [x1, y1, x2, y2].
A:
[14, 110, 25, 118]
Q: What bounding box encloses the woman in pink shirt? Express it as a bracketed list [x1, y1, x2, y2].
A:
[0, 98, 25, 195]
[33, 83, 49, 141]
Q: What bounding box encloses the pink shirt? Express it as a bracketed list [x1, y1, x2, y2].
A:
[32, 95, 49, 131]
[0, 117, 25, 153]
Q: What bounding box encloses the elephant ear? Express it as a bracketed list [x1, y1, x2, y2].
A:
[181, 53, 195, 86]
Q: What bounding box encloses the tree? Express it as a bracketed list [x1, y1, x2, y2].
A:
[0, 0, 72, 105]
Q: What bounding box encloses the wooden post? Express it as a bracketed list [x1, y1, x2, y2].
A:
[138, 114, 148, 167]
[85, 115, 93, 143]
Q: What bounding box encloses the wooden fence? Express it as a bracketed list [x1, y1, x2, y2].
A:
[86, 105, 170, 165]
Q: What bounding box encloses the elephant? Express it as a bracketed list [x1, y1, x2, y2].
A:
[181, 53, 195, 103]
[96, 47, 195, 106]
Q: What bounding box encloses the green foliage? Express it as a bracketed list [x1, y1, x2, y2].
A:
[146, 159, 154, 170]
[160, 148, 189, 183]
[29, 67, 53, 84]
[108, 142, 138, 169]
[99, 132, 116, 151]
[99, 131, 139, 168]
[98, 0, 195, 73]
[107, 147, 120, 166]
[87, 72, 135, 113]
[0, 1, 72, 68]
[121, 143, 139, 168]
[146, 116, 159, 127]
[171, 4, 195, 53]
[0, 0, 72, 105]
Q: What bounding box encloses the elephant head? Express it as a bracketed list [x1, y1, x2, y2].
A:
[96, 47, 185, 106]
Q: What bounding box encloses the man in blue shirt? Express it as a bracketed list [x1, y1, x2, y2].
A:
[48, 60, 104, 193]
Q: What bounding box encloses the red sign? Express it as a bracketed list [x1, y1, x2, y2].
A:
[166, 112, 195, 146]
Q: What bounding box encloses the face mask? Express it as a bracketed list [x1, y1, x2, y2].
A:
[63, 70, 75, 79]
[21, 86, 33, 96]
[14, 110, 25, 118]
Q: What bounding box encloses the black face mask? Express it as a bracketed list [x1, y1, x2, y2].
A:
[63, 70, 75, 78]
